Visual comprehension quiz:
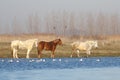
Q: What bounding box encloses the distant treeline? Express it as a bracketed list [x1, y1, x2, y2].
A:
[1, 11, 120, 37]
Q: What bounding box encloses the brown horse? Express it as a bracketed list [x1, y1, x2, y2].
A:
[37, 38, 62, 58]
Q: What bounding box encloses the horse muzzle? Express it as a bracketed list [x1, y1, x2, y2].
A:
[95, 47, 98, 49]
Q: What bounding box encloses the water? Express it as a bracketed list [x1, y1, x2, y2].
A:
[0, 57, 120, 80]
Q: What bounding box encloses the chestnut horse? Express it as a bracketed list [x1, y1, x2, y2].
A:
[37, 39, 62, 58]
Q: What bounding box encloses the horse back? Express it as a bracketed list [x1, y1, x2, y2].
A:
[71, 41, 88, 51]
[37, 41, 45, 50]
[11, 40, 20, 49]
[38, 41, 56, 51]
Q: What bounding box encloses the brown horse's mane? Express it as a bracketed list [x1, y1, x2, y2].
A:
[41, 39, 61, 45]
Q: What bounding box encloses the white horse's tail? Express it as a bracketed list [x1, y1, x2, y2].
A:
[11, 47, 13, 56]
[11, 44, 19, 58]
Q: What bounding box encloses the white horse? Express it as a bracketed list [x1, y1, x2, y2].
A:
[11, 39, 38, 58]
[70, 40, 98, 57]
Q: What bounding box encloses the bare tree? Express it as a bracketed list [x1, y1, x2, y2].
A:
[33, 13, 40, 34]
[12, 16, 21, 35]
[69, 12, 75, 36]
[62, 11, 68, 36]
[87, 13, 94, 36]
[28, 15, 33, 34]
[96, 13, 106, 36]
[110, 14, 119, 35]
[45, 14, 51, 34]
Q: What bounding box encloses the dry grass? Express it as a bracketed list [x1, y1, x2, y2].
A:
[0, 34, 120, 58]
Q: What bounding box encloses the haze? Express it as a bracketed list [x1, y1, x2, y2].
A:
[0, 0, 120, 35]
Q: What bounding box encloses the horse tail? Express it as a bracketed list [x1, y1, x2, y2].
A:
[37, 48, 41, 58]
[11, 45, 16, 56]
[11, 47, 13, 56]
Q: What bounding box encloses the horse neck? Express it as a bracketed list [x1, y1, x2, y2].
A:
[52, 41, 59, 46]
[19, 41, 24, 46]
[32, 40, 37, 47]
[26, 40, 36, 47]
[17, 41, 25, 49]
[86, 43, 93, 50]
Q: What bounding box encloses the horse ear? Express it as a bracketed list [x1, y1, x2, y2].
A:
[58, 38, 61, 41]
[53, 39, 58, 43]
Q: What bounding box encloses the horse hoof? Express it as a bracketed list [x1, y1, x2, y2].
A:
[70, 55, 73, 58]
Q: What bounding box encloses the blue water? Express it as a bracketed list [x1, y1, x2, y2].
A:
[0, 57, 120, 80]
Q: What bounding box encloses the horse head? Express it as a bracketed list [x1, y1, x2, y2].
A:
[86, 40, 98, 49]
[91, 41, 98, 49]
[54, 39, 62, 45]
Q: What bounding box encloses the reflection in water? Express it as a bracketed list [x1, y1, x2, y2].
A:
[0, 68, 120, 80]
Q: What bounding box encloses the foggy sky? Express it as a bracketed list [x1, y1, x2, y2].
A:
[0, 0, 120, 34]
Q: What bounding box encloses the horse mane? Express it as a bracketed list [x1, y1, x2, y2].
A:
[53, 38, 61, 43]
[26, 39, 38, 42]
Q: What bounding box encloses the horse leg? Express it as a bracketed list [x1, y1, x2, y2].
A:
[38, 50, 42, 58]
[70, 49, 74, 58]
[11, 48, 14, 58]
[11, 49, 13, 57]
[13, 49, 16, 58]
[87, 50, 91, 56]
[26, 49, 31, 58]
[51, 51, 55, 58]
[15, 50, 18, 58]
[13, 49, 17, 58]
[86, 50, 90, 57]
[76, 50, 80, 58]
[70, 51, 73, 58]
